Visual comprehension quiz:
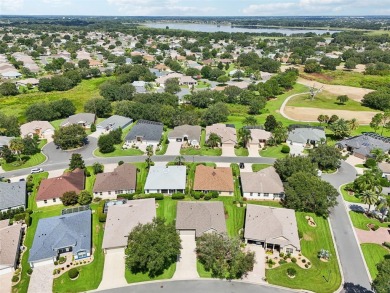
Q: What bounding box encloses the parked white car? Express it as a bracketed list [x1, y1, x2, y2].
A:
[30, 168, 44, 174]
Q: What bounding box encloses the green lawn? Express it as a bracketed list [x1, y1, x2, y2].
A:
[287, 90, 375, 112]
[94, 147, 144, 157]
[134, 162, 149, 193]
[125, 263, 176, 284]
[349, 211, 390, 231]
[155, 130, 169, 155]
[197, 260, 213, 278]
[196, 81, 211, 89]
[180, 130, 222, 156]
[252, 164, 272, 172]
[2, 139, 47, 171]
[361, 243, 390, 279]
[214, 197, 245, 238]
[50, 119, 63, 130]
[85, 166, 96, 193]
[27, 172, 49, 210]
[234, 147, 249, 157]
[156, 197, 177, 224]
[260, 145, 288, 159]
[246, 200, 282, 208]
[266, 213, 341, 293]
[0, 77, 109, 122]
[340, 185, 362, 203]
[52, 204, 105, 292]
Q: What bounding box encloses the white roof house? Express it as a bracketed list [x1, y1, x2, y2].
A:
[144, 166, 186, 194]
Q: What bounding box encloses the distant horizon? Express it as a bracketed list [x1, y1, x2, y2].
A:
[1, 15, 390, 18]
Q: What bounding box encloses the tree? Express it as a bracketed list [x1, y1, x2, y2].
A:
[238, 127, 252, 148]
[317, 114, 326, 125]
[337, 95, 349, 105]
[284, 172, 338, 216]
[353, 169, 383, 194]
[93, 162, 104, 174]
[372, 258, 390, 293]
[344, 59, 357, 70]
[370, 113, 383, 133]
[264, 115, 278, 132]
[125, 218, 181, 277]
[145, 145, 153, 168]
[201, 66, 212, 79]
[362, 90, 390, 111]
[0, 82, 18, 96]
[222, 86, 242, 103]
[164, 78, 181, 94]
[309, 144, 342, 171]
[60, 191, 78, 206]
[348, 118, 359, 131]
[243, 116, 257, 126]
[270, 123, 288, 145]
[69, 153, 85, 170]
[84, 97, 112, 118]
[371, 148, 388, 162]
[248, 97, 266, 115]
[9, 138, 24, 162]
[98, 134, 115, 153]
[196, 233, 255, 279]
[361, 190, 378, 212]
[53, 124, 87, 150]
[0, 113, 20, 137]
[304, 60, 321, 73]
[328, 115, 339, 124]
[78, 59, 90, 69]
[201, 102, 229, 126]
[22, 137, 39, 155]
[217, 75, 230, 85]
[174, 156, 185, 166]
[206, 133, 222, 148]
[274, 156, 318, 181]
[0, 146, 14, 163]
[78, 190, 92, 205]
[328, 119, 351, 138]
[50, 99, 76, 119]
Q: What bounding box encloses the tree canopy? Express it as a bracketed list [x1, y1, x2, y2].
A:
[274, 156, 318, 181]
[53, 124, 87, 150]
[309, 144, 342, 171]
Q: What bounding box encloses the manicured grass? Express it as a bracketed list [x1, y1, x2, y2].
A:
[134, 162, 149, 193]
[340, 185, 362, 203]
[196, 81, 211, 89]
[197, 260, 212, 278]
[349, 211, 390, 231]
[52, 204, 105, 292]
[125, 263, 176, 284]
[361, 243, 390, 279]
[155, 130, 169, 155]
[260, 145, 288, 159]
[266, 212, 341, 293]
[50, 119, 63, 130]
[234, 147, 249, 157]
[252, 164, 272, 172]
[94, 147, 144, 157]
[0, 77, 109, 122]
[156, 197, 177, 224]
[355, 164, 366, 168]
[85, 166, 96, 193]
[180, 130, 222, 156]
[246, 200, 283, 208]
[287, 90, 375, 112]
[214, 197, 245, 238]
[27, 172, 49, 210]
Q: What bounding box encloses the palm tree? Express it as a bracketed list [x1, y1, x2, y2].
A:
[9, 138, 24, 162]
[355, 169, 383, 194]
[317, 114, 325, 126]
[371, 148, 387, 162]
[376, 196, 390, 221]
[145, 145, 154, 168]
[174, 155, 185, 166]
[206, 133, 221, 148]
[243, 116, 257, 127]
[238, 127, 252, 148]
[349, 118, 359, 131]
[361, 190, 378, 213]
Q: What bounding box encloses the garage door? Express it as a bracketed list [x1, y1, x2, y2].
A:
[179, 230, 196, 236]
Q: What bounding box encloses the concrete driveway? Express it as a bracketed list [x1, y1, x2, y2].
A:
[248, 145, 259, 157]
[0, 272, 13, 293]
[28, 263, 54, 293]
[165, 141, 181, 156]
[243, 245, 265, 284]
[173, 234, 198, 280]
[99, 249, 127, 290]
[221, 144, 235, 157]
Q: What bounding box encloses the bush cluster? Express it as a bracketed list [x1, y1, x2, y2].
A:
[68, 268, 79, 279]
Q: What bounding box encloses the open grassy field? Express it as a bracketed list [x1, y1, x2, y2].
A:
[349, 211, 390, 231]
[266, 213, 341, 293]
[360, 243, 389, 279]
[0, 77, 108, 122]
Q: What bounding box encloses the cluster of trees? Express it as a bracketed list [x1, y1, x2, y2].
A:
[97, 128, 122, 153]
[317, 114, 359, 139]
[60, 190, 92, 206]
[53, 124, 87, 150]
[237, 52, 281, 73]
[25, 98, 76, 122]
[362, 89, 390, 111]
[370, 112, 390, 135]
[0, 82, 19, 96]
[0, 112, 20, 137]
[0, 137, 40, 164]
[372, 258, 390, 293]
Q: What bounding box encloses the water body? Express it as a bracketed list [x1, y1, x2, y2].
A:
[145, 22, 339, 35]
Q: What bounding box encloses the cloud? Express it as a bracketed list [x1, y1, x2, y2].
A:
[41, 0, 71, 7]
[107, 0, 215, 16]
[0, 0, 24, 12]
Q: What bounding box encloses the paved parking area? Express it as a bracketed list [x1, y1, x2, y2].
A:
[173, 234, 198, 280]
[243, 245, 266, 284]
[99, 249, 127, 290]
[165, 141, 181, 156]
[28, 263, 54, 293]
[221, 144, 235, 157]
[0, 272, 13, 293]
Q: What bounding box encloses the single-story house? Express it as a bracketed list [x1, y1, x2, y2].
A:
[15, 78, 40, 88]
[96, 115, 133, 135]
[244, 205, 301, 255]
[102, 199, 155, 252]
[179, 76, 197, 86]
[155, 72, 183, 85]
[0, 221, 23, 275]
[28, 210, 91, 267]
[1, 71, 22, 79]
[0, 181, 26, 213]
[168, 125, 201, 146]
[93, 164, 137, 199]
[241, 167, 284, 200]
[36, 169, 85, 208]
[193, 165, 234, 196]
[60, 113, 96, 129]
[247, 128, 272, 146]
[124, 120, 163, 146]
[144, 166, 186, 195]
[20, 121, 55, 140]
[0, 136, 14, 148]
[205, 124, 237, 146]
[336, 133, 390, 159]
[176, 201, 226, 237]
[287, 127, 326, 146]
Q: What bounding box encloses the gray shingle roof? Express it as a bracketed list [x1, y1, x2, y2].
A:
[0, 181, 26, 211]
[28, 210, 91, 263]
[125, 120, 163, 143]
[144, 166, 186, 191]
[337, 133, 390, 157]
[176, 201, 227, 237]
[241, 167, 284, 194]
[97, 115, 133, 131]
[61, 113, 96, 127]
[287, 128, 325, 144]
[168, 125, 201, 142]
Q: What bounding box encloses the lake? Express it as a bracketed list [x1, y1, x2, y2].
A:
[144, 22, 339, 35]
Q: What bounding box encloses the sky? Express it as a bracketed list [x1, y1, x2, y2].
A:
[1, 0, 390, 16]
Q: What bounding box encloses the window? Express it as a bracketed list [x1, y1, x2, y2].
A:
[53, 198, 56, 202]
[286, 248, 293, 254]
[257, 193, 261, 196]
[100, 192, 102, 196]
[44, 200, 47, 204]
[108, 191, 111, 195]
[250, 193, 253, 196]
[264, 193, 269, 197]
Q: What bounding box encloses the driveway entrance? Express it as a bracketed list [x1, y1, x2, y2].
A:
[173, 233, 199, 280]
[98, 248, 127, 290]
[243, 245, 266, 284]
[28, 263, 54, 293]
[248, 144, 259, 157]
[222, 144, 235, 157]
[165, 140, 182, 156]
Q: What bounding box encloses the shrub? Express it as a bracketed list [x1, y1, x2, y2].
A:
[27, 268, 33, 275]
[279, 259, 287, 265]
[287, 268, 296, 277]
[364, 158, 377, 168]
[118, 193, 134, 200]
[291, 257, 297, 263]
[133, 193, 164, 200]
[68, 268, 79, 279]
[372, 224, 380, 231]
[302, 258, 306, 263]
[12, 275, 19, 282]
[204, 193, 212, 200]
[193, 193, 201, 200]
[59, 256, 66, 264]
[97, 207, 107, 222]
[305, 263, 309, 268]
[118, 160, 124, 165]
[54, 261, 58, 265]
[172, 192, 185, 200]
[298, 230, 303, 239]
[209, 191, 219, 198]
[281, 145, 290, 154]
[279, 252, 285, 257]
[383, 242, 390, 249]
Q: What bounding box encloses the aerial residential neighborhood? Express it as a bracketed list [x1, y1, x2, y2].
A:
[0, 6, 389, 293]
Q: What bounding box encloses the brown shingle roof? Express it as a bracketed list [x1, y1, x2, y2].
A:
[93, 164, 137, 193]
[193, 165, 234, 192]
[36, 169, 85, 201]
[0, 223, 22, 268]
[241, 167, 284, 194]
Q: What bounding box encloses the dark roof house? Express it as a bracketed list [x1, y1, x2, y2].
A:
[93, 164, 137, 193]
[0, 181, 26, 212]
[96, 115, 133, 133]
[125, 120, 163, 143]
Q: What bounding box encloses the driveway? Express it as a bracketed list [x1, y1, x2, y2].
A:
[172, 234, 199, 280]
[356, 227, 390, 245]
[243, 245, 265, 284]
[99, 249, 127, 290]
[248, 145, 259, 157]
[165, 141, 181, 156]
[0, 272, 12, 293]
[28, 263, 54, 293]
[221, 144, 235, 157]
[289, 143, 304, 156]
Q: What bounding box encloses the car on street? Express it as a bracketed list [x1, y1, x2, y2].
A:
[31, 168, 44, 174]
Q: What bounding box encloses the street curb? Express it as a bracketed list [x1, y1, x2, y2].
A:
[327, 216, 344, 293]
